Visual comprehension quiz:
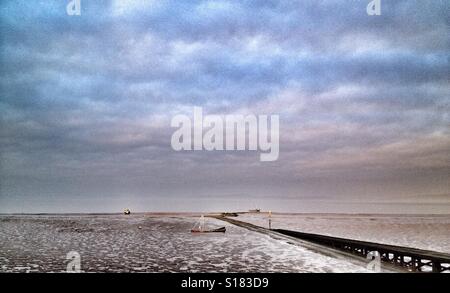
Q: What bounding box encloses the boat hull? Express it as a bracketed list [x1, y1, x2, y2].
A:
[191, 227, 226, 233]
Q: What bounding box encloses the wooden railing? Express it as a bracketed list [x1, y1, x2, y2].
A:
[274, 229, 450, 273]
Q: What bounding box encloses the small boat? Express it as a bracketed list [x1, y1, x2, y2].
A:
[123, 208, 131, 215]
[191, 215, 226, 233]
[191, 226, 226, 233]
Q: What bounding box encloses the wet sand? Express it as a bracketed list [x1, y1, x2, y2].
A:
[0, 214, 377, 273]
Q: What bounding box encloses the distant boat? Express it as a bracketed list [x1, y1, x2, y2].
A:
[249, 208, 261, 213]
[191, 215, 226, 233]
[123, 208, 131, 215]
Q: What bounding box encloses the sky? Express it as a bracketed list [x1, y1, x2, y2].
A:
[0, 0, 449, 213]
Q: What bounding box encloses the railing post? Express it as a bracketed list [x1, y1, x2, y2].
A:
[432, 262, 441, 273]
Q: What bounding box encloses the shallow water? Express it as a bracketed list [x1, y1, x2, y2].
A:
[0, 214, 374, 273]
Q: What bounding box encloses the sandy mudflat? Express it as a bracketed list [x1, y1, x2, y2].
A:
[0, 214, 379, 273]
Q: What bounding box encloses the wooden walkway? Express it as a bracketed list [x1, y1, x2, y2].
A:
[274, 229, 450, 273]
[214, 216, 450, 273]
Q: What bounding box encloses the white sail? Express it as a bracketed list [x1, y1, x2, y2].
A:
[192, 215, 206, 231]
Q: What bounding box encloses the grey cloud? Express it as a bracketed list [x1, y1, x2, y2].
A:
[0, 0, 449, 213]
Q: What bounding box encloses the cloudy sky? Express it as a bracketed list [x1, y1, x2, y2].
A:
[0, 0, 449, 213]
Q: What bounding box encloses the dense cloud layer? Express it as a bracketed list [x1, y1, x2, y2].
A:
[0, 0, 449, 213]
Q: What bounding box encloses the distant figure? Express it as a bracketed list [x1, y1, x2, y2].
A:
[124, 208, 131, 215]
[268, 211, 272, 229]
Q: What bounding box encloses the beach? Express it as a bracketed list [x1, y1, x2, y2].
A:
[0, 213, 405, 273]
